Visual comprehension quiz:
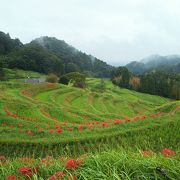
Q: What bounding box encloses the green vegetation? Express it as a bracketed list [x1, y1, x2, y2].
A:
[0, 31, 113, 77]
[1, 68, 45, 79]
[0, 30, 180, 179]
[0, 77, 179, 179]
[112, 67, 180, 100]
[46, 73, 59, 83]
[59, 72, 86, 88]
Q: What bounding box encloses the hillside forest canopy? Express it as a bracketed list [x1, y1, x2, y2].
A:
[0, 31, 180, 100]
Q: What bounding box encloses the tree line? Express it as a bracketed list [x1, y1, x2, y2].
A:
[0, 32, 113, 78]
[111, 67, 180, 100]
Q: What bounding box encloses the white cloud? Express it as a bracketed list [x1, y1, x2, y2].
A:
[0, 0, 180, 65]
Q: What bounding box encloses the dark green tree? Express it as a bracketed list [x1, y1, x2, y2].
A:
[111, 67, 130, 88]
[65, 62, 80, 73]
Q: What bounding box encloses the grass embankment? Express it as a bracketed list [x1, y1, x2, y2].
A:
[0, 78, 179, 179]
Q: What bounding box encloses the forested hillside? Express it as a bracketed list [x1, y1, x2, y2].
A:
[0, 31, 113, 77]
[111, 67, 180, 100]
[1, 31, 180, 100]
[126, 54, 180, 74]
[0, 31, 22, 54]
[32, 37, 113, 77]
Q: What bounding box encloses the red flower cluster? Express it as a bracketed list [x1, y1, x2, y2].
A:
[67, 128, 74, 131]
[49, 129, 55, 133]
[161, 148, 176, 157]
[2, 94, 170, 138]
[57, 129, 63, 134]
[48, 171, 65, 180]
[113, 119, 122, 125]
[0, 155, 6, 161]
[141, 148, 176, 158]
[7, 175, 21, 180]
[78, 125, 83, 131]
[65, 159, 84, 169]
[18, 167, 38, 178]
[102, 122, 109, 127]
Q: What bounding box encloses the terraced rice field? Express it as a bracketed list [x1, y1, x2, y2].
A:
[0, 78, 180, 179]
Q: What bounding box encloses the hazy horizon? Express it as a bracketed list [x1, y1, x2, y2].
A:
[1, 0, 180, 66]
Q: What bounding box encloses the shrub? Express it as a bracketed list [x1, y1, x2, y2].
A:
[59, 72, 86, 87]
[74, 81, 86, 88]
[46, 73, 58, 83]
[0, 68, 6, 81]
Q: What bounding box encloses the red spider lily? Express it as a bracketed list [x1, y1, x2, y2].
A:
[140, 115, 147, 120]
[161, 148, 176, 157]
[95, 121, 100, 124]
[0, 155, 6, 161]
[78, 125, 83, 131]
[55, 124, 61, 129]
[48, 176, 56, 180]
[114, 119, 122, 125]
[63, 122, 68, 126]
[133, 116, 139, 121]
[54, 171, 65, 178]
[65, 159, 84, 169]
[125, 117, 130, 122]
[38, 128, 44, 133]
[27, 130, 33, 136]
[12, 114, 18, 118]
[65, 159, 79, 169]
[67, 128, 74, 131]
[49, 129, 55, 133]
[141, 150, 154, 157]
[102, 122, 109, 127]
[18, 167, 33, 177]
[7, 175, 21, 180]
[57, 129, 63, 134]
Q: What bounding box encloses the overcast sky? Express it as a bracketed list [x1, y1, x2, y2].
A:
[0, 0, 180, 65]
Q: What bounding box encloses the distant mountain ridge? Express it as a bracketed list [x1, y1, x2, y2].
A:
[1, 31, 180, 77]
[0, 31, 113, 77]
[126, 54, 180, 74]
[31, 36, 113, 77]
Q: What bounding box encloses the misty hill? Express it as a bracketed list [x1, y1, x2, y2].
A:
[0, 31, 113, 77]
[0, 31, 22, 54]
[31, 36, 113, 77]
[126, 54, 180, 74]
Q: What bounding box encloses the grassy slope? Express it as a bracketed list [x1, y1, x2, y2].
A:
[3, 68, 45, 79]
[0, 77, 179, 179]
